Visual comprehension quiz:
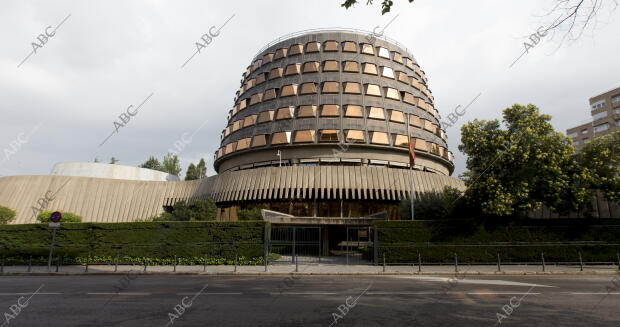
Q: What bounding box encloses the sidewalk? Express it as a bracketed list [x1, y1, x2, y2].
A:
[1, 263, 619, 275]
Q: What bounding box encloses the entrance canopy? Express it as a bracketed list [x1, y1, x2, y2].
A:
[261, 209, 387, 225]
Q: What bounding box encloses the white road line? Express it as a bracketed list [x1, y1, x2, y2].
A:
[368, 291, 443, 295]
[87, 292, 151, 296]
[569, 292, 620, 295]
[176, 292, 242, 295]
[467, 292, 541, 295]
[269, 292, 337, 295]
[396, 276, 555, 288]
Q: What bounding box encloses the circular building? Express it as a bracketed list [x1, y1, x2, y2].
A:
[210, 29, 463, 221]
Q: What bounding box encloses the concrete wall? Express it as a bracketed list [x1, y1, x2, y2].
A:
[51, 162, 180, 181]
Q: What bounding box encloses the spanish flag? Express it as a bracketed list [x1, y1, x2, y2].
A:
[409, 132, 415, 167]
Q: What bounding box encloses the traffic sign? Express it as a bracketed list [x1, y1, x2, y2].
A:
[50, 211, 62, 223]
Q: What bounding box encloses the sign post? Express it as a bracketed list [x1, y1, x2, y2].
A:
[47, 211, 62, 271]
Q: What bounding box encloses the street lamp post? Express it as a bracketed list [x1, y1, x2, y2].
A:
[276, 150, 282, 167]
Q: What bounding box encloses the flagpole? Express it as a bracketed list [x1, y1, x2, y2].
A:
[409, 161, 415, 221]
[408, 127, 415, 221]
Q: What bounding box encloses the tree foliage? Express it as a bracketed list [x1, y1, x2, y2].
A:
[577, 131, 620, 203]
[155, 199, 217, 221]
[0, 205, 16, 224]
[36, 210, 83, 223]
[237, 207, 263, 221]
[162, 153, 182, 176]
[458, 104, 592, 217]
[399, 186, 468, 219]
[184, 158, 207, 181]
[196, 158, 207, 179]
[341, 0, 413, 15]
[139, 156, 163, 171]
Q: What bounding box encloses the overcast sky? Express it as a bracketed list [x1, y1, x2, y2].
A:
[0, 0, 618, 179]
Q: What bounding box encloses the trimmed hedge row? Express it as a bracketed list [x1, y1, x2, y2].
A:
[0, 221, 267, 264]
[374, 219, 620, 264]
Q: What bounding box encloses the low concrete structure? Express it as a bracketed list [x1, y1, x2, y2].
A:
[51, 162, 180, 181]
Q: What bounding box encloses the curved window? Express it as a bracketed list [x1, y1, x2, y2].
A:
[306, 41, 321, 53]
[256, 73, 266, 85]
[251, 59, 261, 72]
[236, 137, 251, 151]
[391, 51, 403, 64]
[365, 84, 382, 97]
[360, 43, 374, 55]
[281, 84, 298, 97]
[289, 44, 303, 56]
[424, 119, 435, 132]
[389, 110, 405, 123]
[246, 78, 256, 90]
[271, 131, 292, 145]
[269, 67, 283, 80]
[319, 129, 340, 142]
[344, 105, 363, 118]
[370, 132, 389, 145]
[323, 60, 339, 72]
[276, 106, 295, 120]
[362, 63, 378, 75]
[257, 110, 274, 123]
[429, 142, 440, 155]
[252, 134, 267, 147]
[249, 93, 263, 105]
[377, 47, 390, 59]
[300, 82, 317, 95]
[224, 125, 231, 137]
[297, 105, 317, 118]
[402, 92, 415, 105]
[285, 63, 301, 76]
[414, 138, 427, 151]
[238, 99, 247, 110]
[380, 66, 395, 79]
[324, 41, 339, 52]
[224, 142, 237, 154]
[322, 81, 339, 94]
[321, 104, 340, 117]
[384, 87, 400, 100]
[263, 53, 274, 64]
[274, 48, 287, 60]
[346, 130, 365, 143]
[232, 120, 243, 132]
[264, 88, 277, 101]
[396, 71, 410, 84]
[343, 61, 359, 72]
[342, 41, 357, 52]
[393, 134, 409, 147]
[409, 115, 421, 127]
[294, 130, 315, 143]
[404, 58, 414, 70]
[303, 61, 319, 73]
[243, 114, 257, 127]
[343, 82, 361, 94]
[411, 79, 421, 90]
[367, 106, 385, 120]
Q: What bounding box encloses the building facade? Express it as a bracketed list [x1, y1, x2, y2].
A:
[567, 86, 620, 151]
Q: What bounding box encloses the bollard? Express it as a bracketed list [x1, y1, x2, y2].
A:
[85, 255, 89, 273]
[383, 253, 386, 273]
[234, 254, 238, 273]
[418, 252, 422, 273]
[174, 255, 177, 273]
[114, 254, 119, 272]
[295, 254, 298, 273]
[497, 253, 501, 272]
[55, 256, 60, 272]
[541, 252, 546, 272]
[1, 255, 4, 273]
[144, 255, 148, 272]
[578, 252, 583, 272]
[28, 255, 32, 272]
[454, 253, 459, 273]
[203, 254, 207, 272]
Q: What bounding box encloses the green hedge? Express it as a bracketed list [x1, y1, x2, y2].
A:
[375, 219, 620, 264]
[0, 221, 267, 265]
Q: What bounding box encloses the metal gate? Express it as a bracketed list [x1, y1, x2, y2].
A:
[345, 227, 374, 265]
[269, 226, 321, 264]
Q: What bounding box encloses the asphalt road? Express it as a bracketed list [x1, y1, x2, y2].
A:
[0, 274, 619, 326]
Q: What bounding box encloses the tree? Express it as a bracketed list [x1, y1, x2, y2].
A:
[577, 131, 620, 203]
[110, 157, 119, 164]
[162, 153, 182, 176]
[139, 156, 163, 171]
[155, 199, 217, 221]
[196, 158, 207, 179]
[185, 163, 198, 181]
[341, 0, 413, 15]
[0, 205, 16, 224]
[399, 186, 468, 219]
[237, 207, 263, 220]
[458, 104, 592, 217]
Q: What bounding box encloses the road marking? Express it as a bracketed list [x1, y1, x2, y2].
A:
[397, 276, 554, 288]
[569, 292, 620, 295]
[87, 292, 151, 296]
[176, 292, 242, 295]
[368, 291, 443, 295]
[467, 292, 541, 295]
